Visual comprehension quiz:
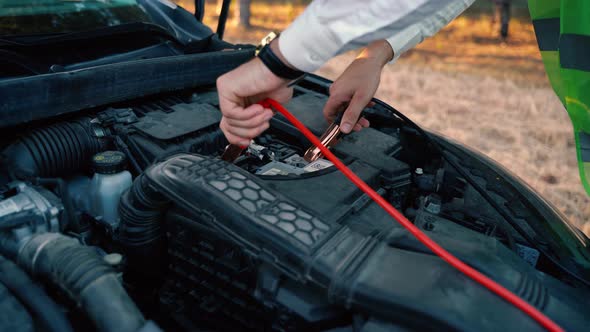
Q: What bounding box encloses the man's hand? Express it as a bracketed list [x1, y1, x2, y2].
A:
[217, 40, 294, 146]
[323, 40, 394, 133]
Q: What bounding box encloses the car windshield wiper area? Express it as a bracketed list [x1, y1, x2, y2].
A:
[0, 22, 221, 78]
[0, 22, 184, 48]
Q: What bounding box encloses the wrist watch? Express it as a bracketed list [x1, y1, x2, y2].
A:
[256, 32, 306, 81]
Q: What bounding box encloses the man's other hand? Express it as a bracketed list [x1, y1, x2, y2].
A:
[323, 40, 394, 133]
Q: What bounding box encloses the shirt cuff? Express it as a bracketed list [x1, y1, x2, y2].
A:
[278, 5, 343, 72]
[385, 24, 423, 63]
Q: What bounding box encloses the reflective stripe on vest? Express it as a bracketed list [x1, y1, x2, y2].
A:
[532, 18, 559, 51]
[529, 0, 590, 195]
[579, 133, 590, 162]
[560, 34, 590, 72]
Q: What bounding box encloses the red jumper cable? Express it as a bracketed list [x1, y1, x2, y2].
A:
[258, 98, 564, 332]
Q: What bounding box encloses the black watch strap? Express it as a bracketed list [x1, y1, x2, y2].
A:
[257, 44, 306, 80]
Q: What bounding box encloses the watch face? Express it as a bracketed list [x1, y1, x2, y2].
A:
[256, 31, 279, 56]
[261, 31, 278, 46]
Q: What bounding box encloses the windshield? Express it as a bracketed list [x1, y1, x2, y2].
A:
[0, 0, 154, 36]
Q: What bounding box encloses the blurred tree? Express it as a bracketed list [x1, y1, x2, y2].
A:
[215, 0, 250, 27]
[234, 0, 251, 28]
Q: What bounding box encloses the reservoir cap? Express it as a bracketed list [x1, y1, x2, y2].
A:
[92, 151, 127, 174]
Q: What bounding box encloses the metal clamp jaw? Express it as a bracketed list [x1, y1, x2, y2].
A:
[221, 144, 248, 163]
[303, 121, 342, 162]
[303, 111, 352, 162]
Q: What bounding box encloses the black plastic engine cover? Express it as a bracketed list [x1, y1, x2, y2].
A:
[132, 102, 221, 140]
[144, 153, 590, 332]
[146, 154, 336, 260]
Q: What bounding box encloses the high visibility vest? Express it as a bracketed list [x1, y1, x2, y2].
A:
[528, 0, 590, 195]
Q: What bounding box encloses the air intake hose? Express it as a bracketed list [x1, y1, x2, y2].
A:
[2, 118, 105, 178]
[16, 233, 146, 332]
[118, 174, 170, 278]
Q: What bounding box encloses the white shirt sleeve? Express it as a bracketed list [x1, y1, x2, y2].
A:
[278, 0, 475, 72]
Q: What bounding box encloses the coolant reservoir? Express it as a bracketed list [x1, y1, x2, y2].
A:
[89, 151, 132, 227]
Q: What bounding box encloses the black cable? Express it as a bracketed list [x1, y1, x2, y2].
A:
[114, 136, 143, 174]
[0, 255, 74, 332]
[373, 98, 590, 288]
[494, 222, 517, 252]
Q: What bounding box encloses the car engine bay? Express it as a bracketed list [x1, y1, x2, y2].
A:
[0, 77, 589, 332]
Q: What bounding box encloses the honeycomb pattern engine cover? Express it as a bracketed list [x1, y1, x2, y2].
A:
[145, 154, 334, 257]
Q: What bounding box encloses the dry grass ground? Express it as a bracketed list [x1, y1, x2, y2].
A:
[175, 1, 590, 235]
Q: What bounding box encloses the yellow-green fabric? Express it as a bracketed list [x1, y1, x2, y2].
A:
[529, 0, 590, 196]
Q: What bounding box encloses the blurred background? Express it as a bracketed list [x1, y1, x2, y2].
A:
[175, 0, 589, 236]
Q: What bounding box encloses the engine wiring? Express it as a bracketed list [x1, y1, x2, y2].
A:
[259, 98, 564, 332]
[370, 98, 590, 290]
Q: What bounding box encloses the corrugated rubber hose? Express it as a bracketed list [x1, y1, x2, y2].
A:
[0, 255, 74, 332]
[258, 98, 564, 332]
